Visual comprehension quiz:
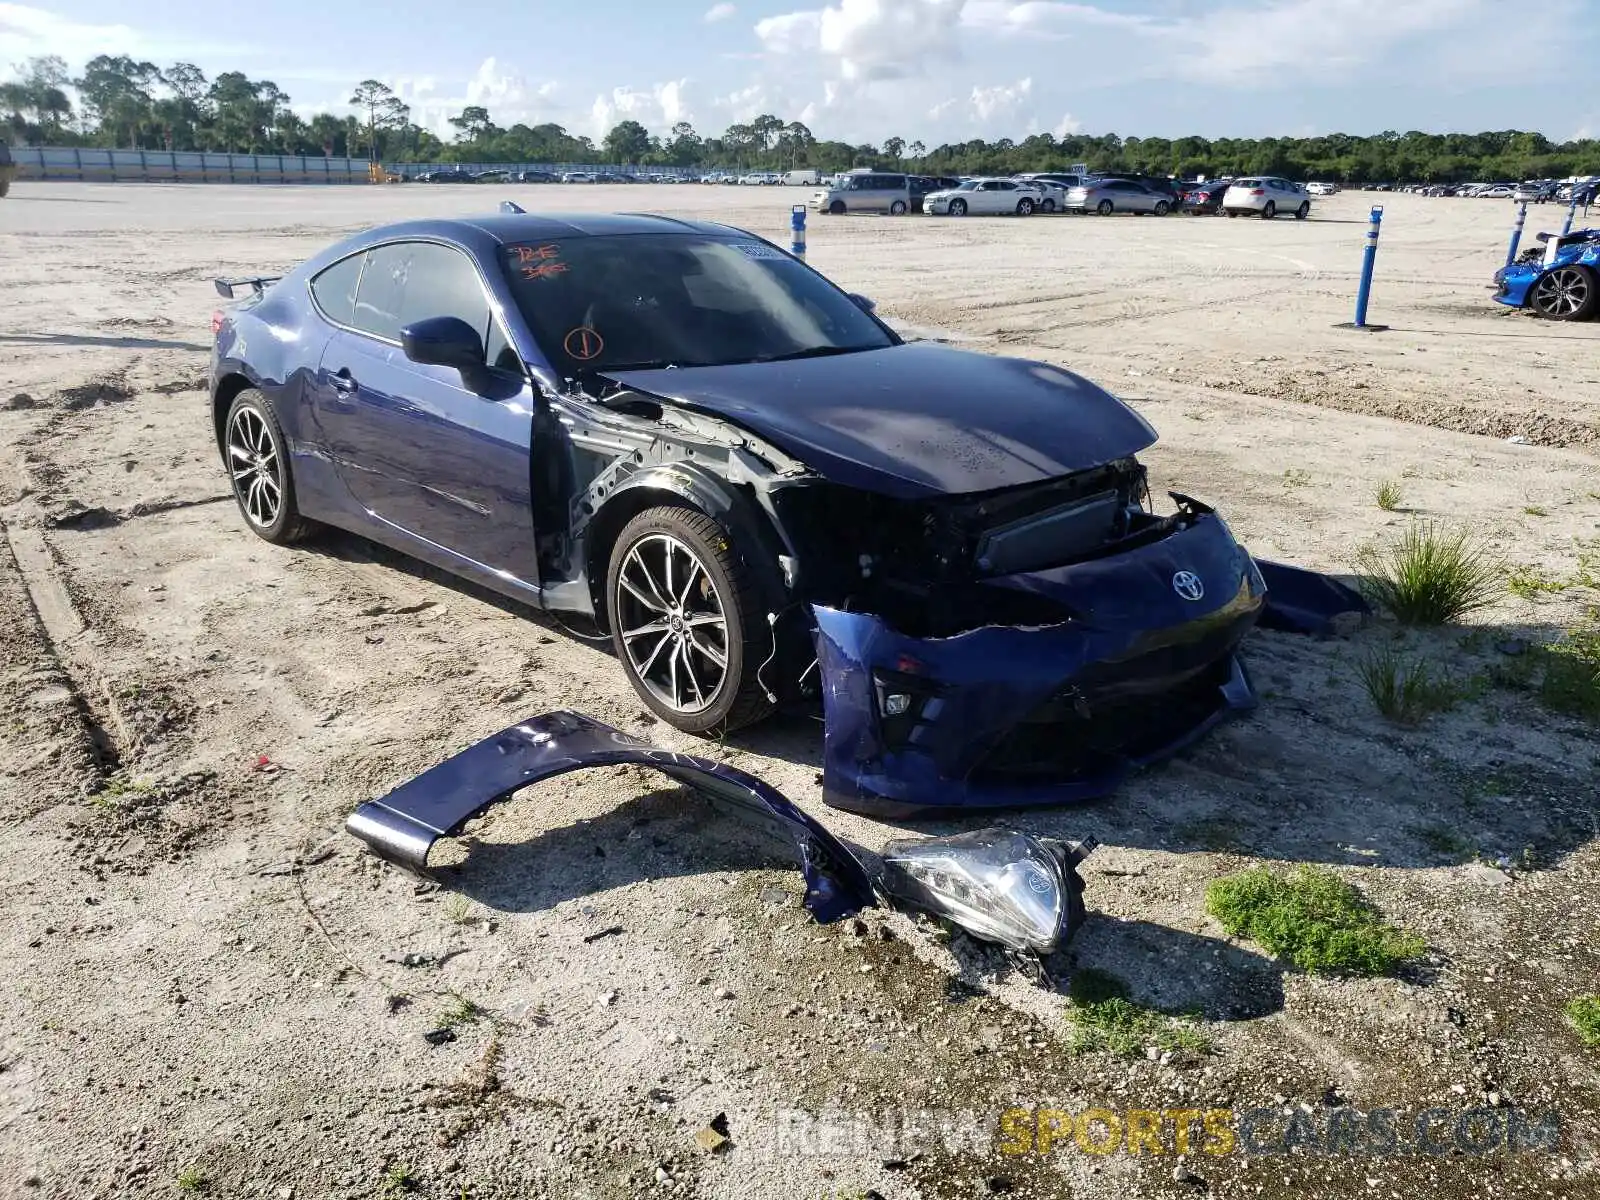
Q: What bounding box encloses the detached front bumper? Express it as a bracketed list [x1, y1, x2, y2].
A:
[812, 513, 1265, 818]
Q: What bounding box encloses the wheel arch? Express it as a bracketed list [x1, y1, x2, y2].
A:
[582, 463, 789, 632]
[212, 372, 257, 454]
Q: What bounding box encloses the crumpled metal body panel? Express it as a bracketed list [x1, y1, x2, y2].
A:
[346, 710, 876, 922]
[813, 513, 1264, 818]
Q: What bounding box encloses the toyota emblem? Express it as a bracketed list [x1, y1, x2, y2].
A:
[1172, 570, 1205, 601]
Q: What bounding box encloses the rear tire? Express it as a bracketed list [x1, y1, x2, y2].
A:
[1261, 201, 1276, 219]
[1153, 200, 1170, 216]
[1097, 199, 1114, 215]
[223, 389, 314, 545]
[606, 506, 777, 735]
[1040, 198, 1056, 213]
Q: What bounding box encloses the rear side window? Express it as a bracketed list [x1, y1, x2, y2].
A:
[353, 241, 490, 344]
[309, 253, 364, 327]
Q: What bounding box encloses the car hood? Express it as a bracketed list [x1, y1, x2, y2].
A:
[605, 342, 1158, 499]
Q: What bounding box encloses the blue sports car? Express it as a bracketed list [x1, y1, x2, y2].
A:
[1492, 228, 1600, 320]
[209, 208, 1316, 818]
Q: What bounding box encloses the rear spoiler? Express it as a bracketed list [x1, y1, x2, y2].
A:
[214, 276, 281, 299]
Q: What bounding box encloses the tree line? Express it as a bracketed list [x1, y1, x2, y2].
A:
[5, 55, 1597, 183]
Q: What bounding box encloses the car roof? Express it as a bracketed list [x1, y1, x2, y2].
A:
[369, 212, 743, 245]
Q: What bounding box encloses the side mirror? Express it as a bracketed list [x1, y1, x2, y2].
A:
[401, 315, 486, 373]
[848, 293, 877, 314]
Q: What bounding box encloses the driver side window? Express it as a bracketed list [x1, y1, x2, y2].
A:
[351, 241, 520, 373]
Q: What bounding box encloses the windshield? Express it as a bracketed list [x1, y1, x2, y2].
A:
[954, 181, 981, 190]
[500, 233, 895, 375]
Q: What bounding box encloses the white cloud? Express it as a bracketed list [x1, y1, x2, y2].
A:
[1052, 111, 1082, 139]
[704, 2, 738, 20]
[589, 79, 693, 140]
[756, 0, 966, 82]
[970, 76, 1029, 122]
[384, 59, 561, 137]
[0, 2, 247, 70]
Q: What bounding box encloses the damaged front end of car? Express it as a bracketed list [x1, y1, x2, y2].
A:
[773, 471, 1266, 817]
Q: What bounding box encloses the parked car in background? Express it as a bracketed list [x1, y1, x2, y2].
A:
[1017, 172, 1089, 192]
[561, 171, 596, 183]
[924, 177, 1047, 216]
[514, 170, 557, 183]
[0, 140, 14, 198]
[1305, 181, 1339, 196]
[1180, 181, 1229, 214]
[1478, 184, 1516, 198]
[1222, 177, 1311, 218]
[810, 170, 912, 215]
[1064, 178, 1172, 216]
[418, 168, 478, 184]
[474, 169, 510, 183]
[1090, 172, 1182, 209]
[908, 175, 962, 212]
[783, 169, 821, 186]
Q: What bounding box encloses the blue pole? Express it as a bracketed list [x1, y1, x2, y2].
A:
[1560, 194, 1579, 237]
[791, 204, 807, 261]
[1505, 201, 1528, 268]
[1352, 205, 1383, 327]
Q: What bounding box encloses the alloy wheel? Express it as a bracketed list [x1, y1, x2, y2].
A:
[1533, 268, 1591, 317]
[227, 406, 283, 528]
[614, 533, 729, 714]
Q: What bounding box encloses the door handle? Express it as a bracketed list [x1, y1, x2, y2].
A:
[329, 368, 358, 396]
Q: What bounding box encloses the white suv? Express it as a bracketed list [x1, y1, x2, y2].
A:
[1223, 177, 1312, 219]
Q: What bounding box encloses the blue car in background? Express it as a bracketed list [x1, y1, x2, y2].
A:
[208, 209, 1305, 817]
[1493, 228, 1600, 320]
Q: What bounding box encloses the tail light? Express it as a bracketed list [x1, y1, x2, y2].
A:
[211, 310, 224, 335]
[1250, 188, 1265, 196]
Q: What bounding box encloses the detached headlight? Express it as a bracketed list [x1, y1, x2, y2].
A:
[878, 829, 1095, 954]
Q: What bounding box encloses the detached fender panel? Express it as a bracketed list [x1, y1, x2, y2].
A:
[346, 709, 876, 922]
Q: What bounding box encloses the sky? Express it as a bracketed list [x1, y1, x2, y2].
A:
[3, 0, 1597, 147]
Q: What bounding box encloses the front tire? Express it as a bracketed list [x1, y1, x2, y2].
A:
[829, 200, 845, 215]
[889, 199, 908, 215]
[606, 506, 776, 734]
[1296, 201, 1310, 219]
[1529, 265, 1599, 321]
[224, 390, 313, 544]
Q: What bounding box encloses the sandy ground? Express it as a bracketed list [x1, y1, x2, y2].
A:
[0, 182, 1597, 1200]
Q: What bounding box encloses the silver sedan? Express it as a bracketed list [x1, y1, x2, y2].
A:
[1064, 179, 1172, 215]
[924, 178, 1046, 216]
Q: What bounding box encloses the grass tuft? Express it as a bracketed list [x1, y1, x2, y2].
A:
[1566, 996, 1600, 1047]
[437, 993, 484, 1030]
[176, 1167, 206, 1193]
[1523, 505, 1548, 517]
[1356, 646, 1466, 724]
[1356, 522, 1501, 625]
[1282, 468, 1311, 488]
[1205, 865, 1424, 976]
[1062, 968, 1210, 1058]
[382, 1164, 417, 1195]
[1374, 479, 1404, 512]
